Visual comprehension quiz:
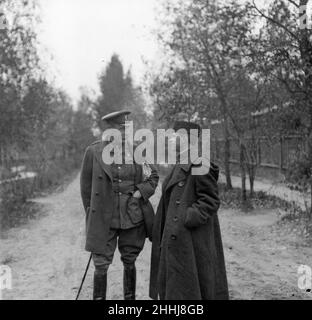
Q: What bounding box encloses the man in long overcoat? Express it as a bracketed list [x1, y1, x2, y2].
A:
[80, 110, 159, 300]
[150, 121, 229, 300]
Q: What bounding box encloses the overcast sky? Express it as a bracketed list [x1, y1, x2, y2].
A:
[37, 0, 277, 104]
[38, 0, 159, 103]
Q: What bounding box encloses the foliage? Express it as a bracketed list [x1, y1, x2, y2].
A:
[150, 0, 312, 209]
[0, 0, 96, 230]
[95, 54, 148, 130]
[96, 54, 127, 118]
[286, 153, 311, 192]
[251, 0, 312, 212]
[0, 0, 42, 165]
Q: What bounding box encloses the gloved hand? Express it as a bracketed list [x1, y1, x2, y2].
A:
[132, 190, 142, 199]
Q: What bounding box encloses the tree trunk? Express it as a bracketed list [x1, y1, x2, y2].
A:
[247, 162, 256, 198]
[249, 173, 254, 198]
[223, 117, 232, 189]
[0, 144, 3, 168]
[309, 132, 312, 217]
[310, 180, 312, 216]
[240, 144, 247, 202]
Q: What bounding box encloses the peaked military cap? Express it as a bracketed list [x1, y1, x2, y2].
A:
[101, 110, 131, 124]
[173, 121, 201, 133]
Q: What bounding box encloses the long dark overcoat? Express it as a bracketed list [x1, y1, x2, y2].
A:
[150, 162, 229, 300]
[80, 140, 159, 254]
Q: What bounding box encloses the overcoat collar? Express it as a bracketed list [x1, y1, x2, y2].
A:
[93, 141, 113, 181]
[164, 163, 191, 192]
[163, 160, 218, 192]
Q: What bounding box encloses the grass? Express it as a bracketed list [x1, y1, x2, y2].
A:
[0, 200, 46, 234]
[219, 182, 312, 242]
[0, 158, 81, 233]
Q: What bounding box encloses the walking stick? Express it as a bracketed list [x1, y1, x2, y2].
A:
[75, 253, 92, 300]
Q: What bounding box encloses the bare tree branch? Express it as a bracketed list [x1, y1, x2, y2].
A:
[287, 0, 300, 8]
[251, 0, 299, 41]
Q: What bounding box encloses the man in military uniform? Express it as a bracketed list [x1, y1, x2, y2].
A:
[80, 110, 159, 300]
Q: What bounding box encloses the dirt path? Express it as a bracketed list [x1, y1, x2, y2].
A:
[1, 174, 312, 300]
[220, 209, 312, 300]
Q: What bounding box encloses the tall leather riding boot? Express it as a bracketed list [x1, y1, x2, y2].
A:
[123, 264, 136, 300]
[93, 271, 107, 300]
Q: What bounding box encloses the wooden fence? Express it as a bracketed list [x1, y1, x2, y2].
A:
[211, 135, 307, 173]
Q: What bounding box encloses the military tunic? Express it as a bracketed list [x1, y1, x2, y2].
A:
[110, 163, 144, 229]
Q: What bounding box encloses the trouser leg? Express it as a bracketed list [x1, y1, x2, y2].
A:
[118, 224, 146, 300]
[92, 229, 118, 300]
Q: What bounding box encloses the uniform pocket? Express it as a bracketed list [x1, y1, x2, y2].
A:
[126, 196, 144, 224]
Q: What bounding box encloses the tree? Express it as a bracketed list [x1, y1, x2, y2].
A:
[96, 54, 126, 120]
[252, 0, 312, 213]
[22, 80, 72, 177]
[70, 89, 95, 156]
[0, 0, 42, 168]
[151, 0, 257, 189]
[123, 70, 148, 130]
[95, 54, 148, 130]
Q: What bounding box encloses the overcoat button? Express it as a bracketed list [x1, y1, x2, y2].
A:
[171, 235, 177, 240]
[176, 200, 180, 205]
[119, 192, 122, 196]
[98, 176, 103, 180]
[95, 192, 99, 196]
[173, 216, 178, 222]
[178, 181, 185, 187]
[92, 209, 96, 213]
